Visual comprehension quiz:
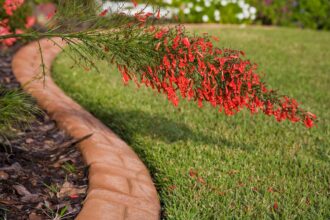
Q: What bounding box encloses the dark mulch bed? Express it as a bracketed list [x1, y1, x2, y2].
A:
[0, 45, 88, 220]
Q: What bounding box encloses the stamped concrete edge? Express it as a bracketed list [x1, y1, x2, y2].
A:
[12, 38, 161, 220]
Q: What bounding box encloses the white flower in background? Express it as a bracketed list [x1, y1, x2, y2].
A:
[196, 0, 201, 2]
[195, 5, 203, 12]
[236, 12, 244, 20]
[214, 9, 221, 21]
[102, 2, 152, 16]
[172, 7, 179, 14]
[242, 9, 250, 18]
[162, 0, 172, 5]
[221, 0, 228, 6]
[214, 9, 220, 17]
[241, 3, 249, 11]
[163, 7, 173, 18]
[251, 14, 256, 20]
[249, 6, 257, 15]
[183, 7, 190, 14]
[204, 0, 211, 7]
[232, 0, 237, 3]
[103, 1, 134, 13]
[188, 2, 194, 8]
[238, 0, 244, 8]
[202, 14, 209, 22]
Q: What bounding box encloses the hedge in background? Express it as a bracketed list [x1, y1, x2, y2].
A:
[247, 0, 330, 30]
[139, 0, 257, 23]
[135, 0, 329, 29]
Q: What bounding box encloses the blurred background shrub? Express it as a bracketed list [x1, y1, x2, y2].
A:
[150, 0, 257, 24]
[102, 0, 330, 29]
[247, 0, 330, 30]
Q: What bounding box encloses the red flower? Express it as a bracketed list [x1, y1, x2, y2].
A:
[163, 55, 171, 69]
[99, 9, 108, 17]
[307, 112, 317, 119]
[47, 10, 56, 20]
[198, 98, 203, 108]
[155, 42, 161, 51]
[166, 87, 179, 106]
[113, 25, 316, 128]
[69, 194, 79, 199]
[15, 29, 24, 34]
[211, 36, 219, 42]
[25, 16, 36, 28]
[182, 37, 190, 48]
[156, 9, 161, 19]
[0, 26, 16, 46]
[189, 169, 198, 178]
[118, 66, 130, 85]
[131, 0, 138, 7]
[3, 0, 24, 16]
[154, 28, 168, 39]
[304, 116, 314, 128]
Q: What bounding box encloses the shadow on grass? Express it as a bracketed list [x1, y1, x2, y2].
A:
[82, 105, 256, 152]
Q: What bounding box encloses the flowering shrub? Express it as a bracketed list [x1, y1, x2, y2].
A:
[0, 0, 36, 46]
[247, 0, 330, 30]
[114, 18, 316, 128]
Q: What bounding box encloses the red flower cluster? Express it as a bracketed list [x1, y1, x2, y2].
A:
[0, 0, 35, 46]
[117, 24, 316, 128]
[3, 0, 24, 16]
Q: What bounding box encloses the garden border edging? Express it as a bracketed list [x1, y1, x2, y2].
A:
[12, 38, 160, 220]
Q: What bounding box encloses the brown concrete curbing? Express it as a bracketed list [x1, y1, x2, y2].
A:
[12, 38, 161, 220]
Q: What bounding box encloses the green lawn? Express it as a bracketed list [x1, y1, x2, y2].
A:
[52, 25, 330, 219]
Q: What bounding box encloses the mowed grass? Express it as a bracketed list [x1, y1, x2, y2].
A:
[52, 25, 330, 219]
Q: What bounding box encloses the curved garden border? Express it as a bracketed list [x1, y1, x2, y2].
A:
[12, 38, 160, 220]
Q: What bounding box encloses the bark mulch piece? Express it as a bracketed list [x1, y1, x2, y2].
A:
[0, 45, 88, 220]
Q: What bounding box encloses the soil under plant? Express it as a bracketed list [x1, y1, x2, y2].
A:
[0, 45, 87, 220]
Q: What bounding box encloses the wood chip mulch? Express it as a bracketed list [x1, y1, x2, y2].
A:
[0, 45, 88, 220]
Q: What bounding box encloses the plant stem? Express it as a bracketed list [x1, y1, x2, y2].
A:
[0, 33, 77, 40]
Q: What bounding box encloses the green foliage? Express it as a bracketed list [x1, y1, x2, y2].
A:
[0, 88, 39, 137]
[54, 0, 98, 18]
[247, 0, 330, 30]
